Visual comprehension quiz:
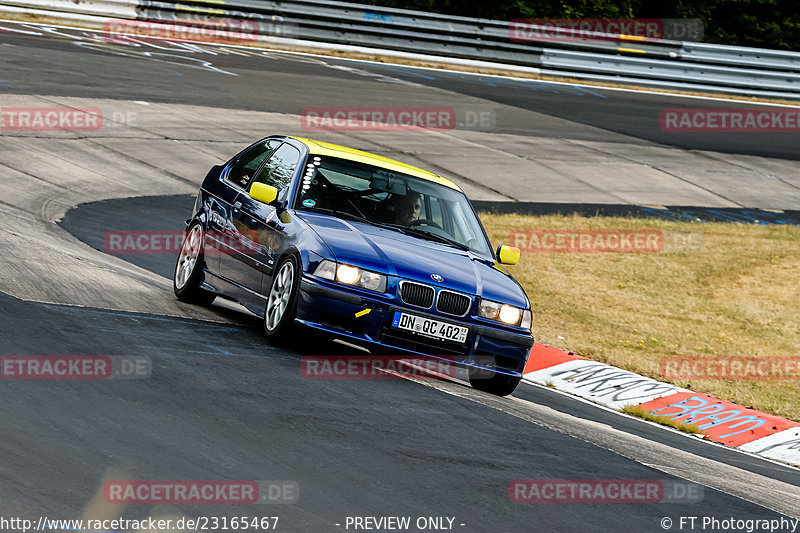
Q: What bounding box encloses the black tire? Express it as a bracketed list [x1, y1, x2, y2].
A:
[468, 367, 521, 397]
[173, 222, 216, 305]
[263, 255, 300, 341]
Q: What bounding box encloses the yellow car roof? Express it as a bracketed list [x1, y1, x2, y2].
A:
[289, 136, 461, 191]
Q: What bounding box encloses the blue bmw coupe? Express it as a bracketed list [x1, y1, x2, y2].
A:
[174, 135, 533, 395]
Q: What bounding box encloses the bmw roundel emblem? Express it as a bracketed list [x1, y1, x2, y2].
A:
[431, 274, 444, 282]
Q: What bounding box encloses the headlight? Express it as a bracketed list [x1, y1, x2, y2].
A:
[313, 260, 387, 293]
[314, 259, 336, 280]
[358, 270, 385, 291]
[478, 298, 527, 327]
[499, 305, 521, 325]
[479, 300, 501, 320]
[336, 264, 359, 285]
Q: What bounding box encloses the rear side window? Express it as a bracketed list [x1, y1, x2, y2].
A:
[226, 139, 281, 188]
[250, 143, 302, 196]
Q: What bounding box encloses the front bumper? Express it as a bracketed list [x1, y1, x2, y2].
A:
[296, 276, 534, 377]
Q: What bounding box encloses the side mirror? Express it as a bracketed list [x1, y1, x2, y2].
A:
[250, 183, 278, 205]
[496, 245, 520, 265]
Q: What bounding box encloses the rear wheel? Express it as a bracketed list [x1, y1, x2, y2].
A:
[173, 223, 215, 305]
[468, 367, 521, 397]
[263, 255, 300, 341]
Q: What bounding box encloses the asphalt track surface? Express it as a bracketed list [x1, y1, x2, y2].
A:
[4, 192, 797, 531]
[0, 23, 798, 161]
[2, 20, 800, 532]
[62, 194, 800, 490]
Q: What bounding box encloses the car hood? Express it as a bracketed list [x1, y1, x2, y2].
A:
[297, 212, 528, 308]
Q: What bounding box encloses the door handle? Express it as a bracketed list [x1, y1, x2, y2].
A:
[233, 201, 242, 211]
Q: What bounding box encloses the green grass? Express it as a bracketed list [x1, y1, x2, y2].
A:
[479, 213, 800, 422]
[622, 405, 702, 434]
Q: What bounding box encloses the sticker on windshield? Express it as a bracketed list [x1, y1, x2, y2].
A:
[302, 199, 316, 207]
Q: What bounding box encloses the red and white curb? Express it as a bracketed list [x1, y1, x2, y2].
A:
[522, 344, 800, 468]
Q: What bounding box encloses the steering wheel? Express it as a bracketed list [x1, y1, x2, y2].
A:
[409, 218, 443, 230]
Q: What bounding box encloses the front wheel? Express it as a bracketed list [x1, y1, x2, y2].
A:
[263, 255, 300, 341]
[469, 367, 521, 397]
[174, 223, 215, 305]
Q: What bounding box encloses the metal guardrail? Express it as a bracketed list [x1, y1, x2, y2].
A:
[680, 42, 800, 72]
[3, 0, 800, 99]
[540, 49, 800, 92]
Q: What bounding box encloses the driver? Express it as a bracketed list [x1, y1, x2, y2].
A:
[393, 191, 422, 225]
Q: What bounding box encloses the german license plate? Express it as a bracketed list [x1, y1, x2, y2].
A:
[392, 311, 468, 343]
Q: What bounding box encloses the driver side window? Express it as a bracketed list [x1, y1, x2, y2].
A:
[226, 139, 281, 188]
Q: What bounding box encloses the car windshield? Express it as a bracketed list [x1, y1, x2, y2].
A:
[293, 155, 492, 256]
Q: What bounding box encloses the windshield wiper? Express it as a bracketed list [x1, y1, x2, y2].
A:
[382, 224, 471, 251]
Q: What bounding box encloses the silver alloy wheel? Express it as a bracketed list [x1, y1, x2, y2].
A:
[265, 260, 295, 331]
[175, 225, 202, 289]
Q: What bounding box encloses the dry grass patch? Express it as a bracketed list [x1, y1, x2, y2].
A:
[621, 405, 702, 434]
[479, 213, 800, 421]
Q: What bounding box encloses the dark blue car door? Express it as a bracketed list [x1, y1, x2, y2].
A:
[221, 142, 303, 303]
[213, 139, 280, 286]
